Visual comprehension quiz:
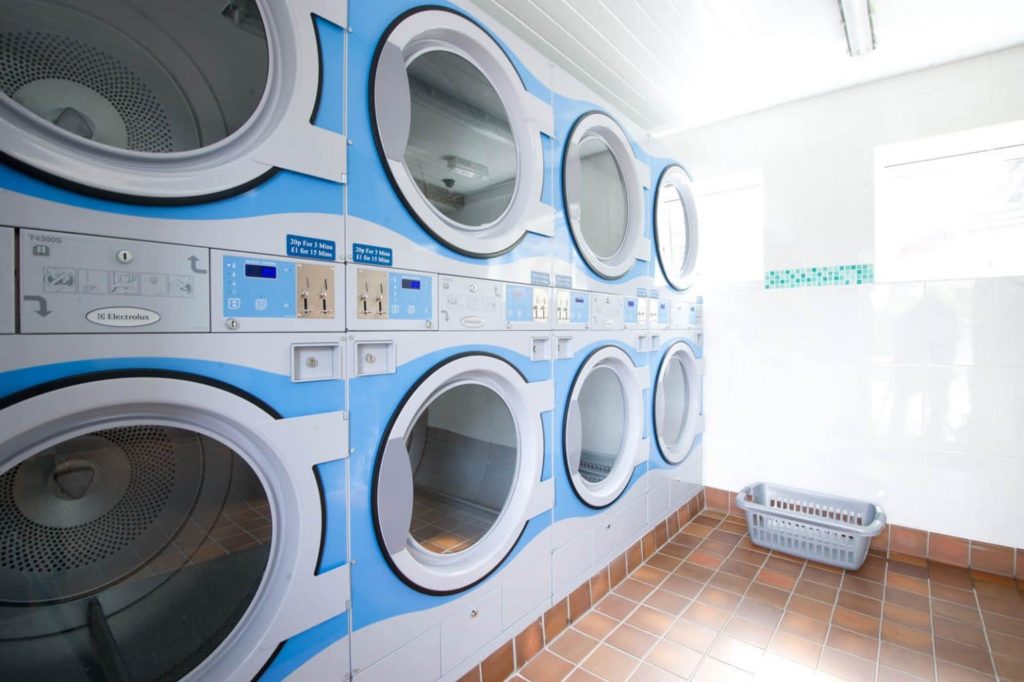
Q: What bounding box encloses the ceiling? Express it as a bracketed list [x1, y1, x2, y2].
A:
[473, 0, 1024, 134]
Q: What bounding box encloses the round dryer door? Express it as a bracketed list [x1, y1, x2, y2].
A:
[654, 165, 699, 291]
[0, 0, 337, 198]
[372, 9, 551, 257]
[0, 377, 321, 681]
[563, 346, 646, 508]
[563, 112, 647, 280]
[653, 342, 702, 464]
[374, 355, 547, 594]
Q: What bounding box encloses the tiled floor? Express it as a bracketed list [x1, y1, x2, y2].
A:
[514, 510, 1024, 681]
[411, 489, 497, 554]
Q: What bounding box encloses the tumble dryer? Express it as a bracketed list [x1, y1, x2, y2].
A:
[347, 1, 556, 285]
[346, 265, 555, 680]
[648, 160, 700, 299]
[0, 0, 346, 261]
[551, 67, 652, 297]
[550, 289, 651, 600]
[0, 229, 350, 681]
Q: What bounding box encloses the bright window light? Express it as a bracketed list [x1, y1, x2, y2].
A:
[694, 170, 765, 285]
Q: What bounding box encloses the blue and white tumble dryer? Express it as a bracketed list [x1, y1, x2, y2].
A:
[551, 66, 652, 299]
[347, 0, 556, 285]
[0, 229, 350, 681]
[550, 289, 652, 601]
[346, 265, 555, 681]
[0, 0, 347, 262]
[645, 157, 704, 522]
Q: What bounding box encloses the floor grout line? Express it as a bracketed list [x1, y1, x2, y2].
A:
[973, 584, 1000, 681]
[927, 569, 939, 682]
[816, 558, 848, 675]
[873, 560, 889, 682]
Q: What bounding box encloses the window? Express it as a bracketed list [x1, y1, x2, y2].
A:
[694, 170, 765, 284]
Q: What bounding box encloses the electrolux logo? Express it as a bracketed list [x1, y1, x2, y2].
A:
[86, 307, 161, 327]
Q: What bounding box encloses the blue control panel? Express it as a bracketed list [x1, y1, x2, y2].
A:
[388, 272, 432, 320]
[223, 256, 295, 317]
[570, 292, 589, 324]
[658, 301, 670, 325]
[624, 297, 639, 324]
[506, 285, 534, 323]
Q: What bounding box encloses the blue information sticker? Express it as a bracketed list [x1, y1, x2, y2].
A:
[352, 243, 393, 266]
[530, 270, 551, 286]
[555, 275, 573, 289]
[286, 234, 336, 261]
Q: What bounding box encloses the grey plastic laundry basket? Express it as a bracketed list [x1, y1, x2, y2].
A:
[735, 483, 886, 570]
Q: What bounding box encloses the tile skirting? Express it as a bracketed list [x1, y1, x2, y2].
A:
[703, 485, 1023, 579]
[456, 488, 708, 682]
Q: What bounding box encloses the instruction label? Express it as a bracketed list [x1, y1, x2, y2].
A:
[352, 243, 393, 266]
[287, 234, 336, 261]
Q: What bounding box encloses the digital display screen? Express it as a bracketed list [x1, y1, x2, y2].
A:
[245, 264, 277, 279]
[401, 278, 421, 290]
[575, 297, 584, 303]
[627, 300, 636, 308]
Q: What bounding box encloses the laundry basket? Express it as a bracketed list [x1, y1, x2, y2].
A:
[735, 483, 886, 570]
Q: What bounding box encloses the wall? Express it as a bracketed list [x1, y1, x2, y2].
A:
[661, 45, 1024, 549]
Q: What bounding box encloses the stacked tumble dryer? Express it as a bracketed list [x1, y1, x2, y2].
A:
[0, 0, 351, 679]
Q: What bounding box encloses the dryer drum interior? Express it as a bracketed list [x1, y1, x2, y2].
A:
[0, 424, 272, 681]
[654, 342, 701, 464]
[0, 0, 269, 153]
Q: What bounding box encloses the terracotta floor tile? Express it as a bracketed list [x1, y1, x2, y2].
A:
[767, 630, 823, 669]
[719, 559, 760, 581]
[645, 588, 690, 616]
[633, 565, 670, 587]
[931, 599, 982, 627]
[607, 624, 658, 658]
[982, 610, 1024, 638]
[692, 656, 754, 682]
[722, 616, 776, 649]
[887, 572, 930, 596]
[851, 555, 888, 584]
[933, 638, 994, 675]
[598, 594, 640, 620]
[976, 591, 1024, 620]
[755, 568, 796, 592]
[731, 548, 768, 567]
[520, 650, 575, 682]
[666, 618, 719, 653]
[993, 652, 1024, 681]
[888, 560, 931, 581]
[581, 644, 642, 682]
[709, 529, 743, 545]
[627, 606, 676, 636]
[689, 550, 726, 570]
[795, 578, 839, 604]
[935, 660, 997, 681]
[733, 598, 784, 629]
[566, 669, 603, 682]
[788, 595, 834, 622]
[842, 576, 884, 601]
[628, 662, 686, 682]
[933, 616, 987, 649]
[879, 642, 936, 681]
[929, 564, 974, 590]
[883, 602, 932, 633]
[550, 628, 600, 664]
[886, 586, 932, 613]
[645, 640, 703, 679]
[647, 553, 682, 573]
[702, 539, 739, 558]
[576, 611, 620, 640]
[986, 629, 1024, 658]
[764, 555, 804, 578]
[682, 524, 714, 539]
[826, 627, 880, 662]
[837, 591, 882, 619]
[675, 562, 715, 583]
[710, 571, 753, 595]
[818, 647, 877, 682]
[803, 565, 843, 588]
[877, 666, 931, 682]
[745, 583, 790, 610]
[756, 652, 817, 681]
[777, 611, 829, 646]
[617, 578, 658, 602]
[697, 585, 743, 612]
[831, 607, 880, 638]
[709, 636, 764, 673]
[881, 621, 934, 655]
[930, 583, 977, 607]
[692, 515, 721, 527]
[682, 601, 733, 631]
[661, 574, 705, 599]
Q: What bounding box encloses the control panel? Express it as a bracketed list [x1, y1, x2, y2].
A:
[554, 289, 588, 330]
[505, 284, 550, 329]
[590, 293, 624, 330]
[19, 230, 210, 333]
[439, 276, 503, 330]
[624, 296, 647, 329]
[0, 228, 13, 334]
[349, 266, 435, 330]
[652, 299, 670, 329]
[213, 251, 340, 332]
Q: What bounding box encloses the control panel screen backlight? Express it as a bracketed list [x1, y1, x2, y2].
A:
[245, 264, 277, 279]
[401, 278, 421, 290]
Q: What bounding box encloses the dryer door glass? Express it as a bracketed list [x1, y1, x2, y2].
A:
[577, 366, 626, 485]
[0, 0, 269, 153]
[0, 425, 271, 681]
[406, 383, 517, 554]
[656, 186, 689, 279]
[658, 356, 689, 445]
[577, 136, 628, 260]
[405, 51, 517, 229]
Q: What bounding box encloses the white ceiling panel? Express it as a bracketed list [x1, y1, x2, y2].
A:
[474, 0, 1024, 133]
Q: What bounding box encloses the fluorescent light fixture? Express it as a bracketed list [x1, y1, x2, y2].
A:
[838, 0, 876, 56]
[444, 155, 489, 180]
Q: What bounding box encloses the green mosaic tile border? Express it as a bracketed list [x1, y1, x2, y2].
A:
[765, 264, 874, 289]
